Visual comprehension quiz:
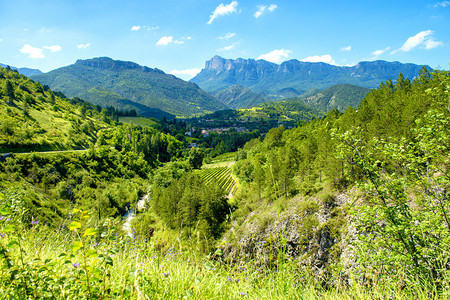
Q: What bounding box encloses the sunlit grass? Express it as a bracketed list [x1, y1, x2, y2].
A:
[1, 216, 448, 299]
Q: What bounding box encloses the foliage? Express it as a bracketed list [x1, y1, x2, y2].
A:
[0, 66, 118, 152]
[298, 83, 371, 112]
[187, 104, 323, 136]
[1, 148, 149, 225]
[226, 67, 450, 291]
[152, 173, 230, 241]
[333, 101, 449, 284]
[2, 189, 448, 299]
[188, 147, 204, 169]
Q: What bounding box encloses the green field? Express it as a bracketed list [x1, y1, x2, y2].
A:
[119, 116, 157, 127]
[197, 166, 237, 195]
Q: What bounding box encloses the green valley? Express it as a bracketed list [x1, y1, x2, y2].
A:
[1, 63, 450, 299]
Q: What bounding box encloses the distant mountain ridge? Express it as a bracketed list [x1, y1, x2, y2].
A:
[0, 63, 42, 77]
[31, 57, 228, 118]
[191, 56, 430, 96]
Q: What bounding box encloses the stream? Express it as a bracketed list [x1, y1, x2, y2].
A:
[122, 194, 148, 237]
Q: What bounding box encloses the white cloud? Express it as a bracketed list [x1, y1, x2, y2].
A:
[170, 68, 202, 80]
[391, 30, 443, 54]
[219, 32, 235, 40]
[254, 4, 278, 18]
[39, 27, 53, 33]
[217, 43, 238, 52]
[156, 36, 185, 46]
[424, 39, 443, 49]
[20, 44, 45, 59]
[301, 54, 336, 65]
[434, 1, 450, 7]
[341, 46, 352, 52]
[257, 49, 292, 64]
[208, 1, 238, 24]
[77, 43, 91, 49]
[268, 4, 277, 12]
[43, 45, 62, 52]
[131, 25, 159, 31]
[254, 7, 264, 18]
[156, 36, 173, 46]
[0, 38, 3, 43]
[371, 47, 391, 58]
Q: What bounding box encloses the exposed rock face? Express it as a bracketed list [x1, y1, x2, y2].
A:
[191, 56, 430, 94]
[221, 193, 350, 273]
[75, 57, 165, 75]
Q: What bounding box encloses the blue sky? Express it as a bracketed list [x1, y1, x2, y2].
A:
[0, 0, 449, 80]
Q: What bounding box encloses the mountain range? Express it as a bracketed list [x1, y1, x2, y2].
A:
[191, 56, 429, 98]
[31, 57, 227, 118]
[12, 55, 430, 118]
[0, 63, 42, 77]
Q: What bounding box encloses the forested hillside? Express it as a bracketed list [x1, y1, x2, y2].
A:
[0, 66, 111, 152]
[0, 65, 185, 225]
[226, 67, 449, 291]
[297, 83, 371, 112]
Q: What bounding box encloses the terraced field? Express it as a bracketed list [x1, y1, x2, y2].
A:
[198, 166, 237, 195]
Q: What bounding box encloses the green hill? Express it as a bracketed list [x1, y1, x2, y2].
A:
[0, 63, 42, 77]
[0, 66, 112, 152]
[32, 57, 228, 118]
[295, 83, 371, 112]
[212, 84, 268, 109]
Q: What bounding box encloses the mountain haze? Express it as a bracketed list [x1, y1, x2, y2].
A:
[191, 56, 429, 97]
[0, 63, 42, 77]
[32, 57, 228, 118]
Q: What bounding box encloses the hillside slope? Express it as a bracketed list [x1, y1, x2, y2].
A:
[32, 57, 228, 117]
[212, 84, 268, 109]
[0, 66, 113, 152]
[298, 83, 371, 112]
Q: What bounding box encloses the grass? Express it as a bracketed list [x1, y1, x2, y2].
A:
[209, 152, 236, 164]
[1, 209, 449, 299]
[119, 117, 157, 127]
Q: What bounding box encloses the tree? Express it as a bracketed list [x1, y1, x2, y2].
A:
[5, 80, 14, 101]
[188, 147, 204, 169]
[50, 93, 56, 105]
[334, 108, 450, 286]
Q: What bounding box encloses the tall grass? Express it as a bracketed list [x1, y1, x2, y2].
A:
[1, 214, 449, 299]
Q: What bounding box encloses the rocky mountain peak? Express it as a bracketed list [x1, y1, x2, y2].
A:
[75, 57, 165, 74]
